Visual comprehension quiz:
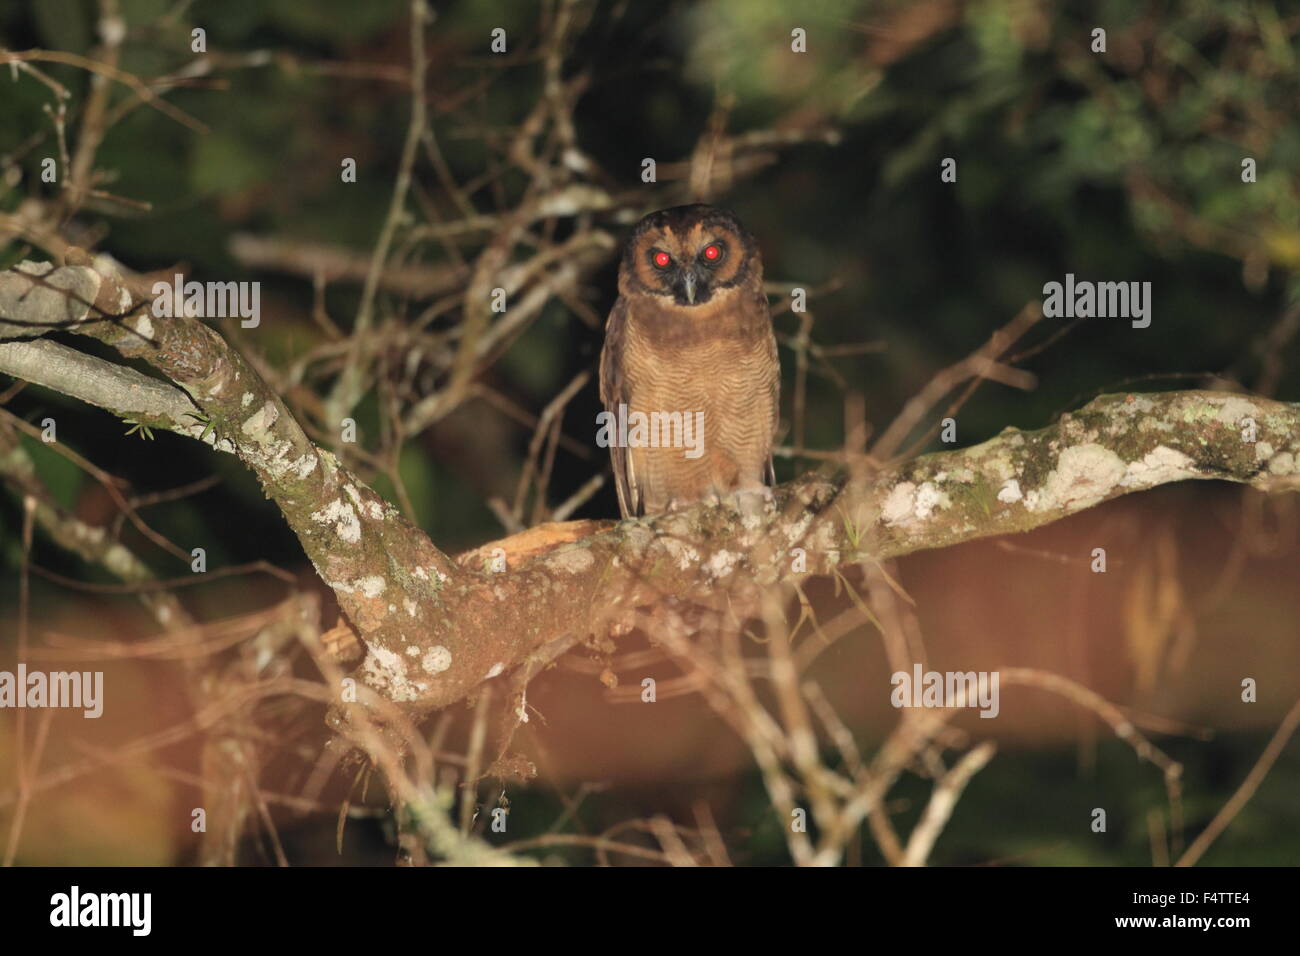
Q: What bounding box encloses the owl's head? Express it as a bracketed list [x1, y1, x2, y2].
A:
[620, 204, 761, 308]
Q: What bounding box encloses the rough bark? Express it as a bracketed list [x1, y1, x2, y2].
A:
[2, 260, 1298, 720]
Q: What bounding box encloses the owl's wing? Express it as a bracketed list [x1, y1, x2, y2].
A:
[762, 290, 780, 488]
[599, 296, 640, 518]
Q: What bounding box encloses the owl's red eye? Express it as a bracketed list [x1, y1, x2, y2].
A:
[702, 244, 721, 262]
[653, 251, 671, 269]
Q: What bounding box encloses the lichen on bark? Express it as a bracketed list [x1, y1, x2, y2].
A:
[1, 261, 1297, 717]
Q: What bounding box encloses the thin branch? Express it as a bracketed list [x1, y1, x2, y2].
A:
[1177, 697, 1300, 867]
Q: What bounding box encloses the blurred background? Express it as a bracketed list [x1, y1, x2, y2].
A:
[1, 0, 1297, 865]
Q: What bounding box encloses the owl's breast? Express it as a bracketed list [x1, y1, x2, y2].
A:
[616, 301, 778, 510]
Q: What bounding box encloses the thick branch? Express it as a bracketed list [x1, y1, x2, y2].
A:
[412, 389, 1298, 712]
[2, 261, 1297, 720]
[0, 260, 459, 679]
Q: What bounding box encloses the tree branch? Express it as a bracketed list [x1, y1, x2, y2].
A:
[2, 260, 1298, 722]
[0, 338, 200, 430]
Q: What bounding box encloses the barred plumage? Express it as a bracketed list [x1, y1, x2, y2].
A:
[599, 205, 779, 517]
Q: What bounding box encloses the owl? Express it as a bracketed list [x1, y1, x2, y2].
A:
[599, 204, 780, 518]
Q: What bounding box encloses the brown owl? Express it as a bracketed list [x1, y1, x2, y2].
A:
[599, 204, 780, 517]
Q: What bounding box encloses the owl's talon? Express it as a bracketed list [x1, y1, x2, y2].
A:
[725, 485, 776, 518]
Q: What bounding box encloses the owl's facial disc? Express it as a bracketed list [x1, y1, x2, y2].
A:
[627, 206, 753, 309]
[648, 245, 712, 307]
[673, 238, 728, 306]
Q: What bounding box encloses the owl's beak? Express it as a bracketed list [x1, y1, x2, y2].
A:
[682, 271, 697, 305]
